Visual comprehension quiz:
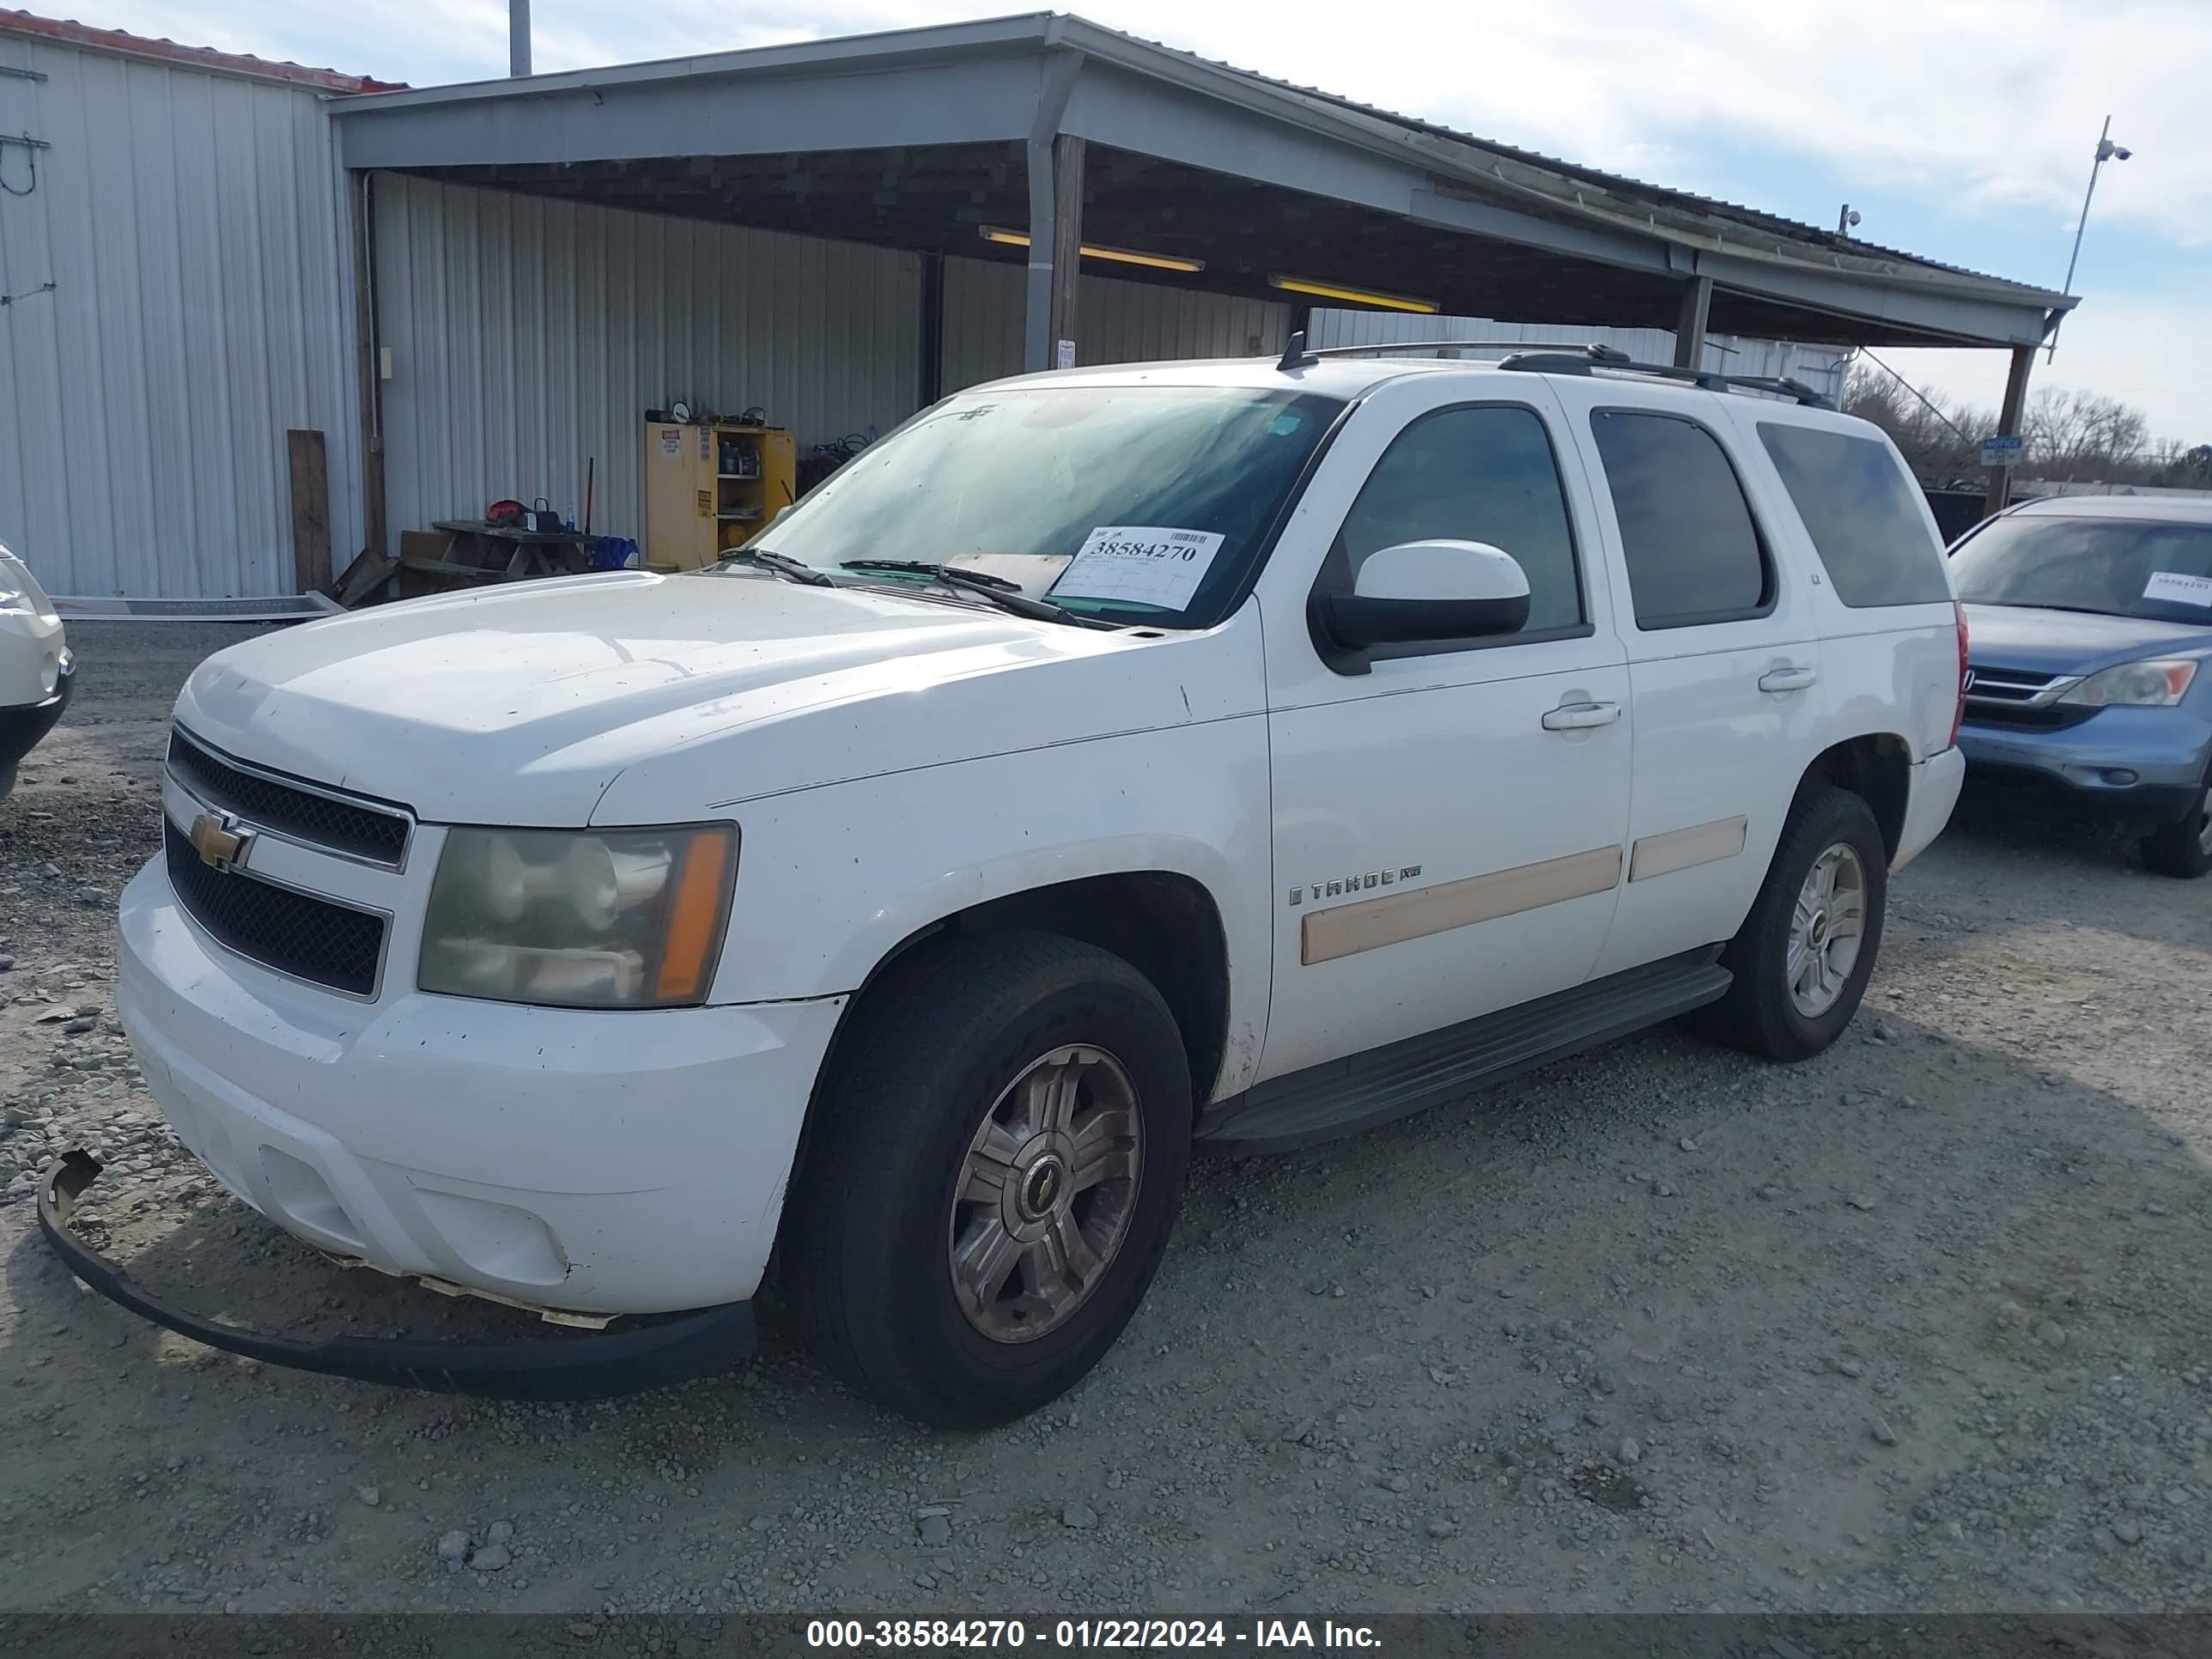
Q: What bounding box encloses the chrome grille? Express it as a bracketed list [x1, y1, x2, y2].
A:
[167, 726, 411, 867]
[163, 820, 387, 998]
[1961, 665, 2092, 730]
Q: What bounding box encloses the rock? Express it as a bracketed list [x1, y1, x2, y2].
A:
[1383, 1474, 1412, 1493]
[355, 1485, 380, 1508]
[487, 1519, 514, 1545]
[1845, 1193, 1878, 1211]
[1619, 1437, 1642, 1464]
[63, 1017, 95, 1035]
[1283, 1419, 1316, 1443]
[2111, 1521, 2143, 1547]
[1425, 1519, 1457, 1539]
[32, 1006, 76, 1024]
[1582, 1409, 1612, 1428]
[2037, 1321, 2068, 1350]
[435, 1530, 470, 1564]
[750, 1515, 778, 1533]
[1832, 1358, 1865, 1378]
[466, 1545, 512, 1571]
[1758, 1184, 1786, 1202]
[1060, 1504, 1099, 1530]
[1678, 1137, 1699, 1152]
[1870, 1417, 1899, 1447]
[0, 955, 15, 971]
[1651, 1181, 1678, 1198]
[918, 1514, 951, 1547]
[75, 887, 105, 906]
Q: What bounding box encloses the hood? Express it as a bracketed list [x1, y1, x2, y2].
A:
[175, 570, 1246, 825]
[1962, 603, 2212, 678]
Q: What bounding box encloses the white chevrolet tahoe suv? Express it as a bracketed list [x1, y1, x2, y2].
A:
[46, 343, 1967, 1426]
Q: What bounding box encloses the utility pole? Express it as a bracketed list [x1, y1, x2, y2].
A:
[2048, 116, 2131, 362]
[509, 0, 532, 77]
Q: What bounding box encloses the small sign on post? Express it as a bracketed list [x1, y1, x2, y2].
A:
[1980, 434, 2024, 469]
[1054, 338, 1077, 370]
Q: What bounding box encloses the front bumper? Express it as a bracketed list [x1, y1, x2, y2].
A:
[0, 657, 71, 775]
[40, 1151, 754, 1400]
[1958, 704, 2212, 823]
[117, 858, 845, 1316]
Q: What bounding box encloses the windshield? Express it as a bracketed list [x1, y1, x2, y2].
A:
[1950, 515, 2212, 623]
[723, 385, 1344, 626]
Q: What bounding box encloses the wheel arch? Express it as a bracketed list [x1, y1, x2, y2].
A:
[1800, 732, 1911, 864]
[819, 867, 1238, 1120]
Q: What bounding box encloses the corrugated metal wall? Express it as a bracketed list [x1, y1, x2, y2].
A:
[1307, 310, 1853, 399]
[373, 173, 925, 551]
[940, 257, 1291, 391]
[0, 37, 361, 597]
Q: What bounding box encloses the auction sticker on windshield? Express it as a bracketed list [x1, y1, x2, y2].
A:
[2144, 571, 2212, 608]
[1051, 526, 1225, 609]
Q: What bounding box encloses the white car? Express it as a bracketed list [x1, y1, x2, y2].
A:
[0, 544, 70, 799]
[45, 344, 1966, 1425]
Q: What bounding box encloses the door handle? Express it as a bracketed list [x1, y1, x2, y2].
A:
[1758, 665, 1819, 694]
[1541, 701, 1622, 732]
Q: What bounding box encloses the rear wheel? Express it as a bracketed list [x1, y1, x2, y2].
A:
[2139, 771, 2212, 879]
[1698, 784, 1888, 1061]
[781, 930, 1192, 1427]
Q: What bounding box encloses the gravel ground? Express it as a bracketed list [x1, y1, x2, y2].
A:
[2, 621, 2209, 1617]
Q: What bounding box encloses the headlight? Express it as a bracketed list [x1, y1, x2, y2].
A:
[0, 546, 53, 617]
[2057, 659, 2198, 708]
[419, 823, 738, 1009]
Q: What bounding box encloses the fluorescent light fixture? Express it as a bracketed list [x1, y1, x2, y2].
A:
[976, 226, 1204, 274]
[1268, 276, 1439, 314]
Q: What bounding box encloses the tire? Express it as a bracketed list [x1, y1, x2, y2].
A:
[1697, 784, 1888, 1062]
[781, 929, 1193, 1427]
[2138, 770, 2212, 879]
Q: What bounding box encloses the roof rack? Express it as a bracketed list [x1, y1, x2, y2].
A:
[1272, 331, 1833, 409]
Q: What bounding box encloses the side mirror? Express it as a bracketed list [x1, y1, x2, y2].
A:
[1315, 539, 1532, 653]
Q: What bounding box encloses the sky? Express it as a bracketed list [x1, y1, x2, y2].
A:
[74, 0, 2212, 446]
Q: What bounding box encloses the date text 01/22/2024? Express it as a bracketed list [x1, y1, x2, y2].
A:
[805, 1620, 1382, 1650]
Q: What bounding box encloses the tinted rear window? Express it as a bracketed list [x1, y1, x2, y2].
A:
[1759, 422, 1950, 608]
[1589, 411, 1770, 629]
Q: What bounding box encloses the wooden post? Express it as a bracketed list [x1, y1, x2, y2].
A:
[1984, 344, 2034, 519]
[1674, 276, 1713, 370]
[351, 172, 388, 570]
[1048, 133, 1085, 370]
[286, 429, 331, 593]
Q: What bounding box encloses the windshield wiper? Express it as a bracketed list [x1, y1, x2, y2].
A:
[837, 559, 1115, 629]
[838, 558, 1017, 591]
[716, 548, 834, 586]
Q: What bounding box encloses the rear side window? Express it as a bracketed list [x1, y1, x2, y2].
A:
[1589, 411, 1770, 629]
[1759, 422, 1950, 607]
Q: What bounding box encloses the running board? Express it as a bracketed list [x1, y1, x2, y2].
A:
[1197, 947, 1730, 1154]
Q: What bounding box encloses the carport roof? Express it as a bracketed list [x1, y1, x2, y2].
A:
[331, 11, 2070, 349]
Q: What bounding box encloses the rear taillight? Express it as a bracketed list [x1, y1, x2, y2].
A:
[1949, 600, 1970, 747]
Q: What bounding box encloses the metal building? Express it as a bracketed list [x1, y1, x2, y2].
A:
[0, 13, 392, 598]
[3, 9, 2074, 599]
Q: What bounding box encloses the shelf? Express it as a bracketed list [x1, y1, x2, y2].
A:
[716, 472, 761, 481]
[717, 511, 763, 522]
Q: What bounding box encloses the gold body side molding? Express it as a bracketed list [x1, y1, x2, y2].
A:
[1627, 816, 1749, 883]
[1301, 845, 1623, 966]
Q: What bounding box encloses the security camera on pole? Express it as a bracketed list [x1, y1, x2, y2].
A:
[2047, 117, 2133, 363]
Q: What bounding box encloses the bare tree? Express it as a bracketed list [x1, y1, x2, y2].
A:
[2024, 387, 2149, 482]
[1846, 363, 2200, 492]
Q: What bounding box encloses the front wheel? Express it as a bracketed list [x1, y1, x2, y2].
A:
[1697, 784, 1888, 1062]
[2139, 772, 2212, 879]
[781, 930, 1192, 1427]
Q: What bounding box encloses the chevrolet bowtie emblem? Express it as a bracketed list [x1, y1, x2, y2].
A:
[188, 811, 252, 872]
